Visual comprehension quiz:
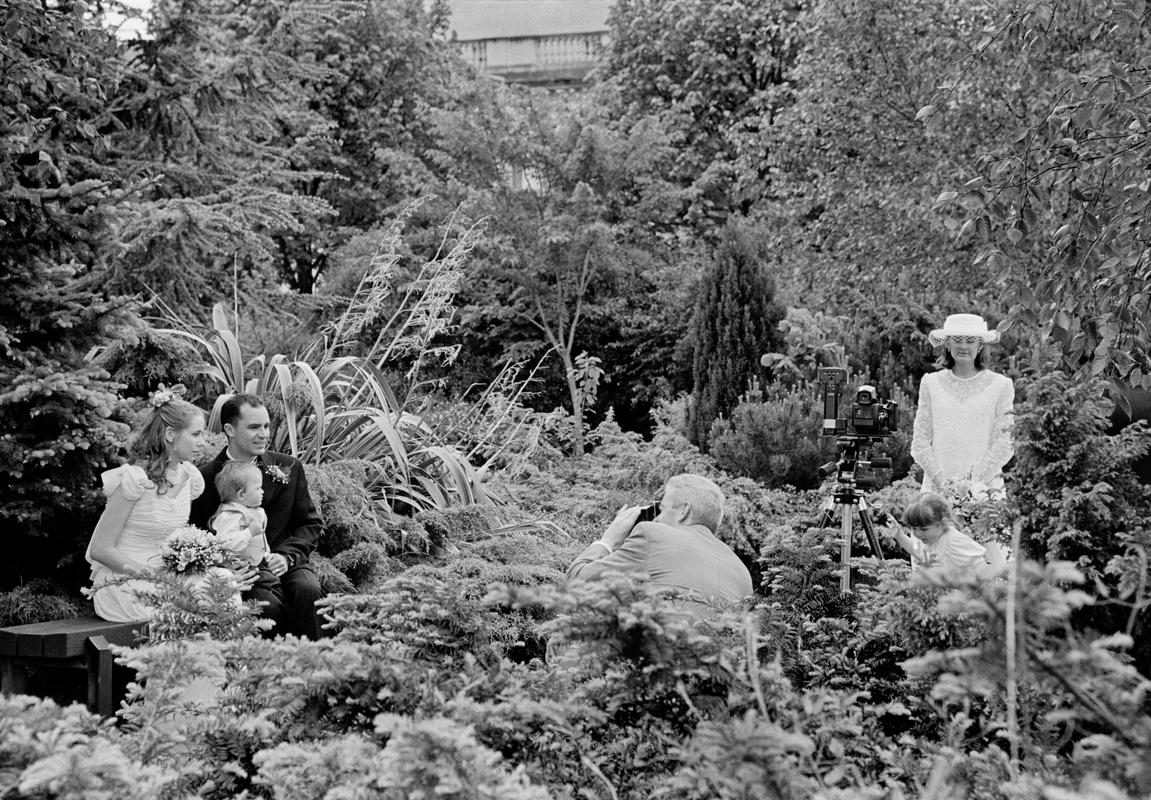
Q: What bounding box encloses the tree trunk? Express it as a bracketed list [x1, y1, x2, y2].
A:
[561, 349, 585, 454]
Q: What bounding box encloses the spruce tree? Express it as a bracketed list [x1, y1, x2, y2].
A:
[104, 0, 343, 308]
[1, 0, 140, 586]
[687, 220, 785, 449]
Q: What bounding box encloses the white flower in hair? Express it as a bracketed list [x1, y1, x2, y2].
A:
[148, 383, 187, 408]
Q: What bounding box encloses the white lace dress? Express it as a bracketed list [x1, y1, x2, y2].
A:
[910, 369, 1015, 494]
[86, 462, 204, 622]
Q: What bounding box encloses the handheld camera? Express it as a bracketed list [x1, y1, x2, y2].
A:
[636, 502, 661, 524]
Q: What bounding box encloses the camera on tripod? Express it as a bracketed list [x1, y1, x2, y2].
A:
[817, 367, 898, 438]
[817, 367, 898, 490]
[814, 367, 899, 590]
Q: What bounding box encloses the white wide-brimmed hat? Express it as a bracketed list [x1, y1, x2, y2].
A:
[928, 313, 1000, 346]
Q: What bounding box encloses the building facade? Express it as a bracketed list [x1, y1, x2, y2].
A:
[446, 0, 612, 86]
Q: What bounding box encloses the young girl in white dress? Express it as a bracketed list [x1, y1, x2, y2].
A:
[892, 492, 1005, 577]
[911, 313, 1015, 497]
[85, 387, 254, 621]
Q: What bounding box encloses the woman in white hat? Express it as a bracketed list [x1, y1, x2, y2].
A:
[910, 313, 1015, 496]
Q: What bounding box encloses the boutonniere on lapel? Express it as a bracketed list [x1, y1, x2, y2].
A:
[264, 463, 290, 484]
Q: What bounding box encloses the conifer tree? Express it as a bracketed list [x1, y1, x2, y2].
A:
[687, 220, 784, 449]
[104, 0, 344, 308]
[0, 0, 140, 585]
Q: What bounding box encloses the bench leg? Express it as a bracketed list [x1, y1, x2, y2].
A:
[1, 656, 28, 696]
[85, 635, 116, 716]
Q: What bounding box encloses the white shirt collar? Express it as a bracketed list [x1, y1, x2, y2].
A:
[225, 445, 258, 463]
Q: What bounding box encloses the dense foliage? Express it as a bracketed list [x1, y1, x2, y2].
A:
[5, 423, 1151, 799]
[0, 0, 139, 585]
[687, 220, 785, 448]
[5, 0, 1151, 796]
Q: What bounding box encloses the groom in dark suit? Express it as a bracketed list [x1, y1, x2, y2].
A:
[190, 393, 327, 639]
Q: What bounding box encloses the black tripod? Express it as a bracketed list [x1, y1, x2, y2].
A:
[816, 437, 888, 593]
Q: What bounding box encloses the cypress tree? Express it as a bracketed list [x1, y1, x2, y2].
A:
[688, 221, 785, 449]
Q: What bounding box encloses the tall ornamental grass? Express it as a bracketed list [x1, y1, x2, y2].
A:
[159, 213, 498, 516]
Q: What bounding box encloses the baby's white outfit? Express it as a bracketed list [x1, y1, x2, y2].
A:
[210, 501, 269, 565]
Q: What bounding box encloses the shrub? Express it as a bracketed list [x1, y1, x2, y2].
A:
[253, 719, 554, 800]
[415, 503, 508, 551]
[708, 382, 830, 490]
[900, 560, 1151, 795]
[310, 554, 356, 595]
[135, 571, 267, 643]
[329, 541, 401, 590]
[1009, 374, 1151, 672]
[687, 220, 786, 448]
[0, 695, 174, 798]
[654, 713, 817, 800]
[308, 460, 395, 556]
[0, 584, 85, 626]
[324, 569, 512, 667]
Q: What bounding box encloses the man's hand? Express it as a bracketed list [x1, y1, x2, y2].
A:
[598, 505, 644, 553]
[265, 552, 290, 577]
[232, 563, 259, 591]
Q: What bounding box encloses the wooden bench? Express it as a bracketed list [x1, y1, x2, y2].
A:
[0, 617, 146, 716]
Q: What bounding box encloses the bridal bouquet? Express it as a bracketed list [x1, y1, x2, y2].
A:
[160, 526, 226, 574]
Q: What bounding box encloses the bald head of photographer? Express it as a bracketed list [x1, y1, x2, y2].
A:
[565, 474, 753, 609]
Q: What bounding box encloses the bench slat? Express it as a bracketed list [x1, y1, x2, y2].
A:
[0, 618, 144, 659]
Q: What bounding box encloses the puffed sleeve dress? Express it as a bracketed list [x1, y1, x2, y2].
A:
[85, 462, 204, 622]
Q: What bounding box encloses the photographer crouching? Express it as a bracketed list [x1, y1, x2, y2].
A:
[565, 474, 753, 611]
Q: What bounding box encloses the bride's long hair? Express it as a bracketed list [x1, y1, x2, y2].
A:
[129, 397, 203, 493]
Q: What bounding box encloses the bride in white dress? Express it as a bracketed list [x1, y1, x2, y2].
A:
[911, 314, 1015, 497]
[85, 388, 255, 622]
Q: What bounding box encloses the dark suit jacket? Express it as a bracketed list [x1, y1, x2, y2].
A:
[190, 450, 321, 565]
[565, 521, 753, 604]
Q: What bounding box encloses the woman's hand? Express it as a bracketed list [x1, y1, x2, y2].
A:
[231, 563, 259, 591]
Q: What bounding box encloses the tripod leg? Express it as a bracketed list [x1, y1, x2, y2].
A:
[840, 503, 853, 593]
[816, 496, 837, 530]
[857, 507, 886, 562]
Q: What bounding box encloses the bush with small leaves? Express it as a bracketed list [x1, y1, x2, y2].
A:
[0, 584, 85, 626]
[0, 695, 175, 799]
[1010, 374, 1151, 672]
[134, 570, 267, 643]
[253, 718, 554, 800]
[709, 383, 831, 490]
[656, 712, 817, 800]
[309, 553, 356, 594]
[329, 540, 402, 590]
[307, 459, 395, 556]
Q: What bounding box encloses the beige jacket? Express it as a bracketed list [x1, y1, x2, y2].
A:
[565, 520, 752, 605]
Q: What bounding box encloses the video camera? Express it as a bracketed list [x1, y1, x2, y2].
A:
[817, 367, 898, 491]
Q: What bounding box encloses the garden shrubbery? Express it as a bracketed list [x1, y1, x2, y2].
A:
[6, 399, 1151, 799]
